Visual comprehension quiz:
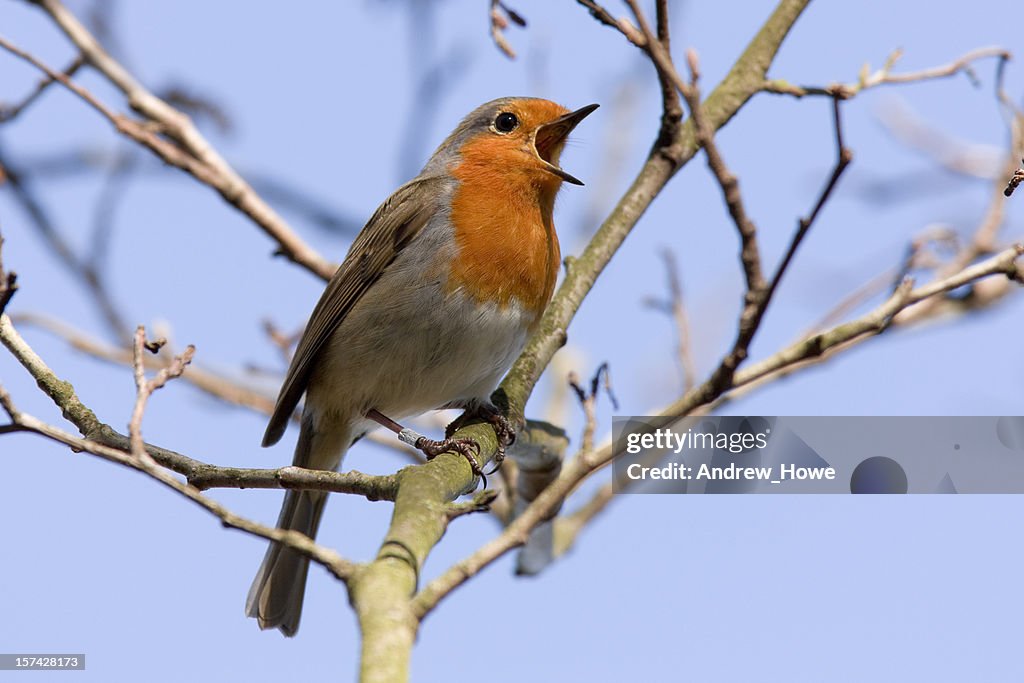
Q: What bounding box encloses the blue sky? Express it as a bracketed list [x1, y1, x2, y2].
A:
[1, 1, 1023, 681]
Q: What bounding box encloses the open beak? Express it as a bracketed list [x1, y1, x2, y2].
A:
[534, 103, 599, 185]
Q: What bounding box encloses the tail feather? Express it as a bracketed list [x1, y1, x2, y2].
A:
[245, 489, 328, 636]
[246, 411, 350, 637]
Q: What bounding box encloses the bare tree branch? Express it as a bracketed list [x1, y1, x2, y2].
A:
[2, 9, 335, 280]
[623, 3, 853, 404]
[0, 313, 398, 498]
[10, 312, 412, 457]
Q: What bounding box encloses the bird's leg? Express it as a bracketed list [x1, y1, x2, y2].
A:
[365, 408, 484, 480]
[445, 403, 516, 475]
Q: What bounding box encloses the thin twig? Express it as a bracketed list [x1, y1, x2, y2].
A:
[890, 227, 959, 294]
[446, 489, 500, 521]
[567, 364, 616, 457]
[621, 0, 683, 141]
[763, 46, 1011, 99]
[0, 54, 84, 123]
[1006, 160, 1024, 197]
[643, 249, 697, 391]
[653, 0, 682, 128]
[0, 234, 17, 316]
[262, 318, 302, 364]
[764, 96, 853, 304]
[575, 0, 646, 47]
[681, 52, 766, 293]
[489, 0, 526, 59]
[128, 325, 195, 465]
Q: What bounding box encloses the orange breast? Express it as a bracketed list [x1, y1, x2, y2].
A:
[447, 135, 562, 321]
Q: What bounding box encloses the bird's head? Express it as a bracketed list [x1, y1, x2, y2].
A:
[430, 97, 598, 186]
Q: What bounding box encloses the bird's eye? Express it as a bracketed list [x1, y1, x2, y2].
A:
[494, 112, 519, 133]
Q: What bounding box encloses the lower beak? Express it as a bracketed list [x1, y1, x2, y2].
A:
[534, 103, 599, 186]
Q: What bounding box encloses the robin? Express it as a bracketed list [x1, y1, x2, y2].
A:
[246, 97, 598, 635]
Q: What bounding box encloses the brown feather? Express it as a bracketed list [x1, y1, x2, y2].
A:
[262, 175, 444, 446]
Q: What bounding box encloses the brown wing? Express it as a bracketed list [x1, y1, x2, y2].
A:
[262, 175, 443, 447]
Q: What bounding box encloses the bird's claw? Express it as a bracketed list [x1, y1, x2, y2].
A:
[415, 436, 486, 487]
[483, 413, 516, 475]
[441, 408, 517, 478]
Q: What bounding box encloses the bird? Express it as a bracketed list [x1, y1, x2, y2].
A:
[246, 96, 598, 636]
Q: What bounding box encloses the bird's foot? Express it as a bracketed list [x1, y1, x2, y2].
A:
[445, 406, 516, 475]
[412, 434, 485, 484]
[482, 412, 516, 474]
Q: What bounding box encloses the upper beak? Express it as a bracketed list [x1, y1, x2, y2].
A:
[534, 103, 599, 185]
